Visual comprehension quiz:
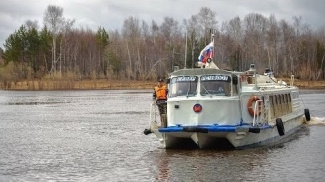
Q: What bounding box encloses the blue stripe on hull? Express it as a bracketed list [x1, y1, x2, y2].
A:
[158, 124, 272, 133]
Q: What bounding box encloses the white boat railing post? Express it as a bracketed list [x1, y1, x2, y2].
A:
[154, 103, 157, 123]
[290, 75, 294, 87]
[253, 100, 263, 126]
[149, 102, 157, 129]
[253, 101, 256, 126]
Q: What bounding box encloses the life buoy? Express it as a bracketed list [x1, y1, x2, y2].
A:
[276, 118, 285, 136]
[247, 96, 262, 117]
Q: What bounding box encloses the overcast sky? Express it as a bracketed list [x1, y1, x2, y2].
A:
[1, 0, 325, 50]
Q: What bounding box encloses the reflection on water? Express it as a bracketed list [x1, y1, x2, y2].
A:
[0, 90, 324, 181]
[5, 101, 69, 105]
[149, 126, 313, 181]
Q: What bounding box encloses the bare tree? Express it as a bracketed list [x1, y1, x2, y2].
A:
[226, 16, 243, 70]
[25, 20, 39, 30]
[147, 20, 166, 78]
[265, 15, 280, 74]
[316, 27, 325, 79]
[60, 19, 75, 77]
[4, 5, 325, 83]
[140, 20, 149, 78]
[226, 16, 242, 43]
[184, 15, 200, 68]
[122, 16, 141, 80]
[43, 5, 64, 75]
[160, 17, 181, 72]
[196, 7, 218, 43]
[243, 13, 268, 70]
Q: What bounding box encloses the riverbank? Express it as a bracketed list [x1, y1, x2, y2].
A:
[282, 79, 325, 89]
[0, 78, 325, 90]
[0, 79, 156, 90]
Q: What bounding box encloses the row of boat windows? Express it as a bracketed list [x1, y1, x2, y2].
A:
[168, 76, 237, 98]
[269, 93, 293, 119]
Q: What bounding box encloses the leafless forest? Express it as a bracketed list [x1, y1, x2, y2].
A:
[0, 5, 325, 83]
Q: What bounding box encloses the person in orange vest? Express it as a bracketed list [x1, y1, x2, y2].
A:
[153, 78, 168, 127]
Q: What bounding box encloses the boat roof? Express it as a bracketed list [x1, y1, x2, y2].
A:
[169, 68, 240, 76]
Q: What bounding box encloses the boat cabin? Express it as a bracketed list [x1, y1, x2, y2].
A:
[167, 69, 238, 98]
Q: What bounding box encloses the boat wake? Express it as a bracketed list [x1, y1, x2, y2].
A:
[306, 117, 325, 126]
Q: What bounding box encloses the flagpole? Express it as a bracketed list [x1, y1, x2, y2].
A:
[212, 33, 215, 60]
[184, 30, 187, 69]
[211, 29, 214, 60]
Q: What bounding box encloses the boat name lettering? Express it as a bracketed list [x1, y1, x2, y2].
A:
[176, 76, 197, 82]
[201, 75, 229, 81]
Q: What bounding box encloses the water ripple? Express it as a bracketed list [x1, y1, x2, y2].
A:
[0, 90, 324, 181]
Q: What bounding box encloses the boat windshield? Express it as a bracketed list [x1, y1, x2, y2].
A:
[169, 76, 198, 97]
[200, 75, 231, 96]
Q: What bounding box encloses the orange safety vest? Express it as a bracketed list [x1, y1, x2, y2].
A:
[155, 85, 167, 100]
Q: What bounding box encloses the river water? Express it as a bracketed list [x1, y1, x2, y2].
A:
[0, 90, 324, 182]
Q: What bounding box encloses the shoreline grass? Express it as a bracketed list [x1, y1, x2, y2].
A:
[0, 79, 156, 91]
[1, 78, 325, 91]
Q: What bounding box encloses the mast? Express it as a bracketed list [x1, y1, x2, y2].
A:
[184, 30, 187, 69]
[210, 29, 214, 61]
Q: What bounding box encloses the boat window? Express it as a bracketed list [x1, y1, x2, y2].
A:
[274, 95, 278, 105]
[169, 76, 198, 97]
[277, 95, 281, 104]
[288, 93, 292, 102]
[200, 75, 231, 96]
[232, 81, 238, 96]
[284, 94, 289, 113]
[269, 96, 275, 118]
[282, 94, 285, 104]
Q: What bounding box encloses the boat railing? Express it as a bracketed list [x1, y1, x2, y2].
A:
[253, 100, 266, 126]
[149, 102, 160, 129]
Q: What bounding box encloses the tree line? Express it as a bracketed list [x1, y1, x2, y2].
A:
[1, 5, 325, 83]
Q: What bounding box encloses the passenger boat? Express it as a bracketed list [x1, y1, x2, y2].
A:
[144, 35, 310, 149]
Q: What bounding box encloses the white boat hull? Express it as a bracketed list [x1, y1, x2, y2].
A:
[151, 115, 305, 149]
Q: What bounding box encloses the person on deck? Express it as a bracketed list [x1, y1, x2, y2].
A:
[153, 78, 168, 127]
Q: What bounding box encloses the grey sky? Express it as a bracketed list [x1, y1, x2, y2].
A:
[1, 0, 324, 50]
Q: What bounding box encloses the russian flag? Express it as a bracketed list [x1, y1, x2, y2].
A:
[198, 42, 214, 63]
